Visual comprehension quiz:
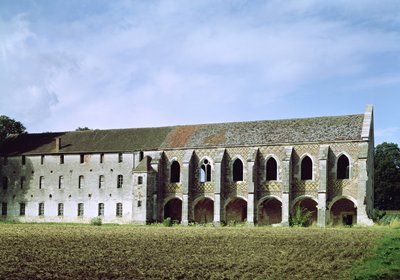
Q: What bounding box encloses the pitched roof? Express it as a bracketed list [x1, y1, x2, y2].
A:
[0, 114, 365, 156]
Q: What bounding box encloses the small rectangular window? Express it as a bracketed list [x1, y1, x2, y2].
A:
[99, 175, 104, 189]
[116, 203, 123, 217]
[39, 176, 44, 189]
[20, 203, 26, 216]
[2, 177, 8, 190]
[58, 203, 64, 216]
[137, 200, 142, 207]
[117, 175, 123, 188]
[118, 153, 123, 163]
[78, 203, 84, 216]
[41, 155, 45, 165]
[79, 175, 84, 189]
[20, 177, 25, 189]
[1, 203, 7, 216]
[80, 154, 84, 164]
[21, 155, 26, 165]
[100, 153, 104, 164]
[138, 176, 143, 185]
[98, 203, 104, 216]
[60, 155, 64, 164]
[59, 176, 64, 189]
[38, 202, 44, 216]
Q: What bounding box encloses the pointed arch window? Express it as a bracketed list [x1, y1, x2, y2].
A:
[200, 159, 212, 183]
[266, 157, 278, 181]
[233, 158, 243, 182]
[301, 156, 313, 180]
[170, 161, 180, 183]
[337, 154, 350, 179]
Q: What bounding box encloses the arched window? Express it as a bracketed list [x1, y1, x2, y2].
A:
[337, 155, 350, 179]
[233, 158, 243, 182]
[78, 175, 84, 188]
[266, 157, 278, 181]
[170, 161, 180, 183]
[200, 159, 212, 183]
[301, 156, 313, 180]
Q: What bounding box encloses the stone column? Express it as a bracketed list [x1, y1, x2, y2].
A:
[246, 148, 258, 225]
[317, 145, 329, 227]
[281, 146, 293, 226]
[357, 143, 374, 225]
[181, 150, 193, 225]
[213, 149, 225, 225]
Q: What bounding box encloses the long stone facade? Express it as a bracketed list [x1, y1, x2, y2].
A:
[0, 106, 375, 226]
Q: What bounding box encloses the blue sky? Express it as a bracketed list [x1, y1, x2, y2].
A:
[1, 0, 400, 144]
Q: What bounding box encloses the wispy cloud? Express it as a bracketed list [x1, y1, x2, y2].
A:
[1, 1, 400, 134]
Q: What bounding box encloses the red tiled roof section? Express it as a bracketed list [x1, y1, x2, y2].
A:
[163, 125, 203, 148]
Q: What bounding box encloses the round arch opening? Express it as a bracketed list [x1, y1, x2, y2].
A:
[194, 198, 214, 224]
[258, 197, 282, 225]
[330, 198, 357, 226]
[226, 198, 247, 223]
[292, 197, 318, 226]
[164, 198, 182, 223]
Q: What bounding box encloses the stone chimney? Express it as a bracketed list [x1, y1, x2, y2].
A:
[55, 137, 61, 152]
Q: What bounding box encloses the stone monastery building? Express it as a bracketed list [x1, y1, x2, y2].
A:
[0, 106, 374, 226]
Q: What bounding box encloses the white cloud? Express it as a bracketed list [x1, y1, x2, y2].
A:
[1, 1, 400, 134]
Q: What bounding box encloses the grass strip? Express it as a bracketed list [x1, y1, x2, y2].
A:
[351, 228, 400, 280]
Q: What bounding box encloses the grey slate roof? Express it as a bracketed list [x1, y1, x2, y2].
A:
[0, 114, 365, 156]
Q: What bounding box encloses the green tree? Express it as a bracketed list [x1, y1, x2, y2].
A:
[0, 115, 26, 142]
[374, 142, 400, 210]
[75, 127, 91, 131]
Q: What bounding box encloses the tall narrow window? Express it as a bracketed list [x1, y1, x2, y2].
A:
[39, 176, 44, 189]
[117, 175, 123, 188]
[233, 158, 243, 182]
[21, 155, 26, 165]
[138, 176, 143, 185]
[337, 155, 350, 179]
[139, 151, 144, 161]
[266, 158, 278, 181]
[2, 203, 7, 216]
[20, 203, 26, 216]
[100, 153, 104, 164]
[60, 155, 64, 164]
[200, 159, 212, 183]
[99, 175, 105, 189]
[2, 177, 8, 190]
[58, 203, 64, 216]
[301, 156, 313, 180]
[80, 154, 84, 164]
[38, 202, 44, 216]
[59, 176, 64, 189]
[98, 203, 104, 216]
[41, 155, 45, 165]
[118, 153, 123, 163]
[77, 203, 84, 216]
[20, 177, 25, 189]
[170, 161, 180, 183]
[79, 175, 84, 189]
[116, 203, 123, 217]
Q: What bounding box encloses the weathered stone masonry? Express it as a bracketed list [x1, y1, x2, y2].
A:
[0, 106, 374, 226]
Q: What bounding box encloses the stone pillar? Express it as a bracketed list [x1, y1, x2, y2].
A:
[317, 145, 329, 227]
[357, 143, 374, 225]
[213, 149, 225, 225]
[281, 146, 293, 226]
[181, 150, 193, 225]
[246, 148, 258, 225]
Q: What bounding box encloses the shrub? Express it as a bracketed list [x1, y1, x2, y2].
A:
[290, 206, 312, 227]
[163, 217, 172, 227]
[90, 217, 102, 226]
[372, 208, 386, 223]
